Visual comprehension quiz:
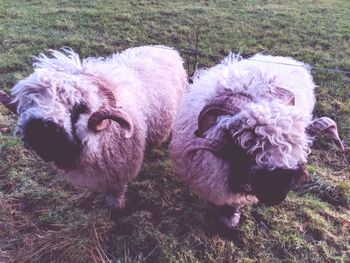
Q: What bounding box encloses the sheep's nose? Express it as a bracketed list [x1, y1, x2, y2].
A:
[23, 119, 81, 169]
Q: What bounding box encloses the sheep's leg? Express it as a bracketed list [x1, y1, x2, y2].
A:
[218, 207, 241, 229]
[105, 184, 127, 210]
[215, 204, 241, 229]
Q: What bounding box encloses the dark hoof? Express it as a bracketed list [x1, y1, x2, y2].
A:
[110, 207, 128, 221]
[218, 211, 241, 230]
[206, 204, 242, 239]
[105, 193, 125, 210]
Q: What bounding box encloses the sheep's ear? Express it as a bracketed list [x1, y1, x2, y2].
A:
[88, 108, 134, 138]
[195, 106, 236, 137]
[195, 89, 253, 137]
[266, 86, 295, 106]
[0, 90, 17, 114]
[307, 117, 344, 151]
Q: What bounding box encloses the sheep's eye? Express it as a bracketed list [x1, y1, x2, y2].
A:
[71, 102, 88, 124]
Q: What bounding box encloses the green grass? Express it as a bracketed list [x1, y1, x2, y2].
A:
[1, 0, 349, 262]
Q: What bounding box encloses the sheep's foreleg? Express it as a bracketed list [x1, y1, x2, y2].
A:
[105, 184, 127, 210]
[218, 209, 241, 229]
[216, 204, 241, 229]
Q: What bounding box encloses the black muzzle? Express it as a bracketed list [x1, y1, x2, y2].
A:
[249, 167, 301, 206]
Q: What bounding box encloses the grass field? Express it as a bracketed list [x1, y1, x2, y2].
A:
[0, 0, 350, 262]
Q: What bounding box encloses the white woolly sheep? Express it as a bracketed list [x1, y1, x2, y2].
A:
[170, 54, 343, 229]
[1, 45, 187, 210]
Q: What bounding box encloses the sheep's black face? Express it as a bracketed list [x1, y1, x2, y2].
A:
[222, 141, 304, 206]
[23, 118, 82, 169]
[227, 145, 253, 193]
[249, 167, 302, 206]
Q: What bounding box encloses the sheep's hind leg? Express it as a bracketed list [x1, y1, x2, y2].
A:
[105, 184, 127, 211]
